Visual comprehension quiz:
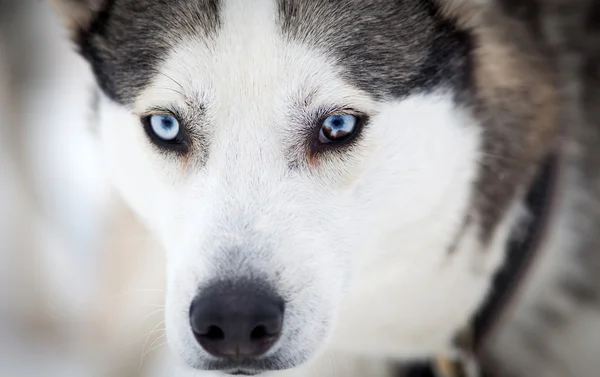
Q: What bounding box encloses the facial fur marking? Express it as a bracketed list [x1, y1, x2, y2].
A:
[77, 0, 222, 103]
[278, 0, 471, 100]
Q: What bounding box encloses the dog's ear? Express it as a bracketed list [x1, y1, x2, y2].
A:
[434, 0, 488, 28]
[50, 0, 108, 36]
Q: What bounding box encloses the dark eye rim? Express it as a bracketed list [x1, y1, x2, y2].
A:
[309, 109, 368, 155]
[141, 111, 191, 154]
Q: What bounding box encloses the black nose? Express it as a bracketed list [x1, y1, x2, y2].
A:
[189, 281, 284, 359]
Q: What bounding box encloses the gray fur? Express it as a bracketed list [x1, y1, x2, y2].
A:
[77, 0, 221, 103]
[277, 0, 471, 100]
[481, 0, 600, 376]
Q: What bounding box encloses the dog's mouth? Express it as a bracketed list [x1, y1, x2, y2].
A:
[225, 369, 261, 376]
[189, 353, 301, 375]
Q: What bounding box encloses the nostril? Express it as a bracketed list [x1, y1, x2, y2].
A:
[250, 316, 283, 342]
[202, 325, 225, 341]
[250, 325, 268, 341]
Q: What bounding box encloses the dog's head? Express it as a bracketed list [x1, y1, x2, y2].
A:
[53, 0, 556, 374]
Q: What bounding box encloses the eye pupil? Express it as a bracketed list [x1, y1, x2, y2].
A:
[331, 117, 343, 128]
[161, 117, 173, 129]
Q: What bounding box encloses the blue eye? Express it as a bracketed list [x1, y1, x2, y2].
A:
[149, 114, 180, 141]
[319, 114, 359, 143]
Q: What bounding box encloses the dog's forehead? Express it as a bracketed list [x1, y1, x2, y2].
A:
[81, 0, 469, 104]
[277, 0, 469, 99]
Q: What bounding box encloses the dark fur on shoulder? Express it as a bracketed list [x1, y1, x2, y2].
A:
[478, 1, 600, 376]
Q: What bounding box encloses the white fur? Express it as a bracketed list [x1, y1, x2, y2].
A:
[95, 0, 507, 375]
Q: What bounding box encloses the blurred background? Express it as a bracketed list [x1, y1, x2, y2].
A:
[0, 1, 172, 376]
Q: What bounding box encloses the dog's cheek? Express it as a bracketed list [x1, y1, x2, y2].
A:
[346, 94, 482, 253]
[96, 97, 183, 238]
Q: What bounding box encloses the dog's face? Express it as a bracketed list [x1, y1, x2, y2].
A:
[54, 0, 556, 374]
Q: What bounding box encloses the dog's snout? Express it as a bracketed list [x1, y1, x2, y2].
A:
[189, 281, 284, 359]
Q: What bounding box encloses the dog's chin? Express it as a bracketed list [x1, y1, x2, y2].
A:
[179, 351, 306, 376]
[187, 365, 294, 377]
[223, 370, 262, 376]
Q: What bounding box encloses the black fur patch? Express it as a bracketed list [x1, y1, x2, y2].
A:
[76, 0, 221, 104]
[278, 0, 471, 100]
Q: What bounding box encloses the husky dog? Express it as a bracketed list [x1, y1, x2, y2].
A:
[50, 0, 600, 376]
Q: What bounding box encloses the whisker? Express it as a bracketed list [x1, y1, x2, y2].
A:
[138, 321, 167, 370]
[139, 308, 166, 325]
[138, 320, 166, 345]
[154, 85, 187, 98]
[158, 72, 185, 92]
[139, 334, 168, 369]
[103, 289, 165, 302]
[326, 352, 339, 377]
